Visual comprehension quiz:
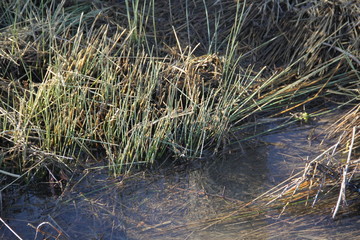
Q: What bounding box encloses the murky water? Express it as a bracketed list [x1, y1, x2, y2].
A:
[1, 113, 360, 240]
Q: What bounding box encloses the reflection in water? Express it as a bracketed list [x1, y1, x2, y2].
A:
[1, 115, 360, 239]
[207, 145, 269, 202]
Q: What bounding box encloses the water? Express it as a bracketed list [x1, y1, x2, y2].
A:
[1, 113, 360, 239]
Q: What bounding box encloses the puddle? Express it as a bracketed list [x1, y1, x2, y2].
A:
[1, 113, 360, 239]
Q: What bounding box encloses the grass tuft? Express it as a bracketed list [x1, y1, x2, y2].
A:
[0, 0, 359, 182]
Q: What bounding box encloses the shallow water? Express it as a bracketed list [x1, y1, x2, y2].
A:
[1, 113, 360, 240]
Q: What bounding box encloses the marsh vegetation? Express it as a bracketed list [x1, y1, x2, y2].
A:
[0, 0, 359, 238]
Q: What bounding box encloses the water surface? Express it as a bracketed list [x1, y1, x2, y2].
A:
[1, 113, 360, 239]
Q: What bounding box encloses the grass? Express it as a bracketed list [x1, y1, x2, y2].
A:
[0, 0, 359, 220]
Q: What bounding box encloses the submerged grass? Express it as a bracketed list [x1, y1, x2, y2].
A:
[0, 0, 359, 200]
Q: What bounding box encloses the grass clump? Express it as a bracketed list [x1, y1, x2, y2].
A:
[0, 0, 267, 177]
[0, 0, 359, 183]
